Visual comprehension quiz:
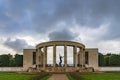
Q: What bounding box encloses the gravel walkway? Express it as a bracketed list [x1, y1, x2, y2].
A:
[48, 74, 69, 80]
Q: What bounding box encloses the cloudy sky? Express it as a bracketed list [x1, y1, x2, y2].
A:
[0, 0, 120, 55]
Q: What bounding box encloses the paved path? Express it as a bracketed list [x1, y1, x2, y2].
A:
[48, 74, 69, 80]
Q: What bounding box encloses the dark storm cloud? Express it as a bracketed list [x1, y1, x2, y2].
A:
[0, 0, 120, 38]
[48, 29, 77, 41]
[0, 0, 31, 36]
[4, 38, 34, 53]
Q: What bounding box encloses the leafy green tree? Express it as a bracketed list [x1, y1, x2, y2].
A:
[14, 54, 23, 66]
[0, 54, 10, 67]
[98, 53, 105, 66]
[104, 56, 110, 66]
[106, 53, 112, 56]
[9, 57, 15, 67]
[109, 54, 120, 66]
[7, 54, 15, 67]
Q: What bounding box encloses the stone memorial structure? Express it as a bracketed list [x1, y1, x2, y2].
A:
[23, 41, 98, 72]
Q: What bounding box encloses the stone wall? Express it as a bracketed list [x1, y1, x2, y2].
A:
[99, 67, 120, 71]
[0, 67, 23, 72]
[23, 49, 36, 71]
[85, 48, 98, 69]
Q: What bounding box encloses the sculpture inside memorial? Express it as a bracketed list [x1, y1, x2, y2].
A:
[59, 54, 63, 67]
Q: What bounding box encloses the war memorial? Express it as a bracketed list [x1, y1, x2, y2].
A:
[23, 41, 98, 72]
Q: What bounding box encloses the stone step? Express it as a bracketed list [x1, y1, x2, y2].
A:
[28, 67, 94, 72]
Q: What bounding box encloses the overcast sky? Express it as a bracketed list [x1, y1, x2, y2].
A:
[0, 0, 120, 55]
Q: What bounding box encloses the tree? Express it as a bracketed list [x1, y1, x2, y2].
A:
[14, 54, 23, 66]
[0, 54, 23, 67]
[109, 54, 120, 66]
[104, 56, 110, 66]
[98, 53, 105, 66]
[7, 54, 15, 67]
[0, 54, 10, 67]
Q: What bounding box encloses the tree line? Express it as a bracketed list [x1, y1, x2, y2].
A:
[99, 53, 120, 66]
[0, 53, 120, 67]
[0, 54, 23, 67]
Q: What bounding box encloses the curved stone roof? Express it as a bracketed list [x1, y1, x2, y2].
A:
[36, 41, 85, 48]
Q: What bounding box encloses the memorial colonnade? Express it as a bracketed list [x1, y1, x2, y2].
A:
[36, 41, 85, 69]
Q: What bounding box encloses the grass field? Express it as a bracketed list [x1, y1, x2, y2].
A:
[68, 72, 120, 80]
[78, 72, 120, 80]
[0, 72, 49, 80]
[1, 72, 120, 80]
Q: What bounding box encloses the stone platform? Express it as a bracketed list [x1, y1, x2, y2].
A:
[28, 67, 94, 72]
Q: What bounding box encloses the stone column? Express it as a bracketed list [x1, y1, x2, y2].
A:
[83, 48, 85, 67]
[53, 45, 56, 67]
[64, 45, 67, 67]
[76, 48, 78, 67]
[43, 46, 46, 69]
[44, 46, 47, 67]
[41, 49, 43, 67]
[78, 54, 80, 66]
[73, 47, 75, 67]
[36, 48, 39, 68]
[78, 48, 81, 67]
[73, 46, 77, 67]
[81, 48, 85, 67]
[39, 48, 42, 67]
[80, 48, 82, 67]
[77, 53, 80, 66]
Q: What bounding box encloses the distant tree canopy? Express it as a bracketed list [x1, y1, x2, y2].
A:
[99, 53, 120, 66]
[99, 53, 105, 66]
[0, 53, 120, 67]
[0, 54, 23, 67]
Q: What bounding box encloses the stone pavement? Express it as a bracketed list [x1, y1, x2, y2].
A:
[48, 74, 69, 80]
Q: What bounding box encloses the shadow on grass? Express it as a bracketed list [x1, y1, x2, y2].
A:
[68, 73, 86, 80]
[30, 73, 50, 80]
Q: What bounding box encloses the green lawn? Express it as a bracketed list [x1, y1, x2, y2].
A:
[0, 72, 49, 80]
[78, 72, 120, 80]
